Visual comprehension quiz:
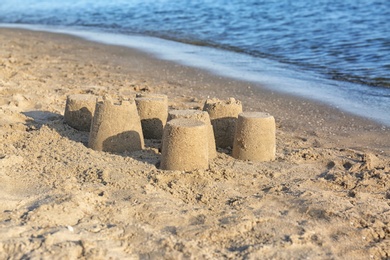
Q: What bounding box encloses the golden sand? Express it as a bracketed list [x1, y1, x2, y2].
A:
[1, 28, 389, 259]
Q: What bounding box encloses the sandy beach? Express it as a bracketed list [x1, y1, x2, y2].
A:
[1, 28, 389, 259]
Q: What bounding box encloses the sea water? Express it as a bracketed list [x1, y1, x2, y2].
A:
[0, 0, 389, 125]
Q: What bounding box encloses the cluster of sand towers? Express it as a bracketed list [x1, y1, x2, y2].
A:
[64, 93, 276, 171]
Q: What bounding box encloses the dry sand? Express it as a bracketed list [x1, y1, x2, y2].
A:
[0, 28, 390, 259]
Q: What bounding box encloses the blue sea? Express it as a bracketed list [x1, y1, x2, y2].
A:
[0, 0, 389, 125]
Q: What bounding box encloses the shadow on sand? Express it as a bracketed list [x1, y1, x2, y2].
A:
[22, 110, 160, 166]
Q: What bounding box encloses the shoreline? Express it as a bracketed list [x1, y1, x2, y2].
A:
[2, 23, 390, 127]
[1, 28, 390, 259]
[9, 27, 390, 150]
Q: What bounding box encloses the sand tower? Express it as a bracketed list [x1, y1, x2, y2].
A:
[64, 94, 96, 131]
[203, 98, 242, 149]
[232, 112, 276, 161]
[160, 118, 209, 171]
[88, 97, 144, 153]
[168, 109, 217, 159]
[135, 93, 168, 139]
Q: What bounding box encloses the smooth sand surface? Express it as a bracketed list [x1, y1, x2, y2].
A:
[1, 28, 390, 259]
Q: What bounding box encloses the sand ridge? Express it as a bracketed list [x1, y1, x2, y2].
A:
[0, 28, 390, 259]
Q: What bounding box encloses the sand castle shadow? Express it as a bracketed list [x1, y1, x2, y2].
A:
[64, 107, 93, 132]
[22, 110, 89, 144]
[23, 110, 160, 165]
[140, 118, 164, 140]
[97, 132, 160, 166]
[211, 117, 237, 148]
[101, 135, 161, 167]
[102, 131, 143, 153]
[23, 111, 63, 126]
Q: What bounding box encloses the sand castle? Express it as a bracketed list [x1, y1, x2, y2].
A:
[64, 93, 275, 166]
[160, 118, 209, 171]
[88, 97, 144, 153]
[135, 93, 168, 140]
[168, 109, 217, 159]
[64, 94, 96, 131]
[203, 97, 242, 149]
[232, 112, 276, 162]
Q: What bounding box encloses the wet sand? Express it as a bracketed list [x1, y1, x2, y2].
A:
[1, 28, 389, 259]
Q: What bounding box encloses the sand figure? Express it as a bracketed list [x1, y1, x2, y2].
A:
[88, 97, 144, 152]
[168, 109, 217, 159]
[135, 93, 168, 139]
[203, 98, 242, 149]
[64, 94, 96, 131]
[160, 118, 209, 171]
[232, 112, 276, 161]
